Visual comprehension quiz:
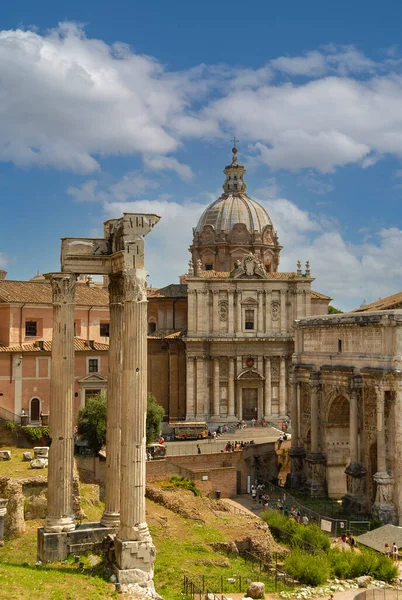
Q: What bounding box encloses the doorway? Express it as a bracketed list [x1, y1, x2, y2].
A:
[242, 388, 258, 420]
[30, 398, 40, 422]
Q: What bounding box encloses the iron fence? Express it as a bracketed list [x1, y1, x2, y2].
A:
[263, 482, 371, 536]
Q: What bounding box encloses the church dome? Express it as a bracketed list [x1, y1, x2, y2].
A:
[190, 144, 282, 274]
[195, 194, 273, 235]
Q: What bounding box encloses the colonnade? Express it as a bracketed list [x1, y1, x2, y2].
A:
[40, 213, 160, 589]
[185, 354, 288, 421]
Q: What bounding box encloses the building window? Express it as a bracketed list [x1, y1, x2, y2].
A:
[148, 321, 156, 334]
[88, 359, 99, 373]
[245, 310, 255, 330]
[338, 339, 342, 353]
[205, 264, 213, 270]
[100, 322, 110, 337]
[85, 389, 101, 404]
[25, 321, 38, 337]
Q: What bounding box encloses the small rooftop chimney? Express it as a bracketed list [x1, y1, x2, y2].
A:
[89, 340, 95, 349]
[0, 270, 7, 280]
[38, 340, 44, 351]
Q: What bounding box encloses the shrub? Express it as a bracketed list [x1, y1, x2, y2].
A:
[24, 426, 49, 443]
[284, 549, 330, 586]
[146, 393, 164, 444]
[167, 476, 201, 496]
[4, 420, 16, 435]
[77, 394, 107, 453]
[261, 509, 330, 552]
[295, 523, 330, 552]
[374, 555, 398, 582]
[328, 548, 398, 583]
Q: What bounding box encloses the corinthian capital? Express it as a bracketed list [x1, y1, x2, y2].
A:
[46, 273, 76, 303]
[123, 269, 148, 302]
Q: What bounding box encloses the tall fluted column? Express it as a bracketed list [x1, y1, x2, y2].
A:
[187, 289, 196, 334]
[305, 373, 327, 497]
[228, 291, 234, 335]
[349, 385, 359, 465]
[280, 290, 287, 333]
[288, 377, 306, 490]
[344, 376, 367, 513]
[45, 273, 76, 533]
[118, 269, 150, 540]
[185, 355, 195, 420]
[279, 356, 287, 417]
[376, 385, 387, 474]
[212, 357, 220, 419]
[228, 358, 235, 418]
[101, 274, 124, 528]
[257, 291, 263, 333]
[290, 381, 298, 449]
[264, 358, 271, 418]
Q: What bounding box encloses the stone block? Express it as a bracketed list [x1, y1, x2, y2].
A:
[30, 458, 48, 469]
[33, 447, 49, 459]
[22, 452, 32, 461]
[357, 576, 372, 588]
[115, 538, 156, 571]
[0, 451, 11, 460]
[113, 566, 154, 585]
[246, 582, 265, 599]
[37, 528, 68, 562]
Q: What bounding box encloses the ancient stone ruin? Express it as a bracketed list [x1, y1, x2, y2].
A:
[37, 213, 160, 591]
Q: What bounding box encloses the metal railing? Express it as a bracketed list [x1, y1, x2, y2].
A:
[262, 482, 371, 536]
[0, 405, 21, 425]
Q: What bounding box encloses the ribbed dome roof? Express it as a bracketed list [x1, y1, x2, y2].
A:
[195, 193, 273, 234]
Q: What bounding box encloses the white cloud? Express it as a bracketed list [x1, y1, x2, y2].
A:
[143, 155, 193, 181]
[271, 51, 327, 76]
[67, 171, 159, 202]
[297, 172, 334, 195]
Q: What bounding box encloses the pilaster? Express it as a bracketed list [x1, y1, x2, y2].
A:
[264, 358, 272, 418]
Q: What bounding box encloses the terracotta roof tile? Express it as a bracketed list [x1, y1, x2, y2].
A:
[0, 338, 109, 352]
[0, 280, 109, 306]
[352, 291, 402, 313]
[148, 284, 188, 298]
[311, 290, 332, 300]
[147, 329, 185, 340]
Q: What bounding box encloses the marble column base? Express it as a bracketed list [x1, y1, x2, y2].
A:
[286, 446, 306, 491]
[372, 471, 397, 524]
[100, 511, 120, 528]
[342, 463, 368, 514]
[303, 453, 327, 497]
[44, 515, 76, 534]
[114, 537, 156, 585]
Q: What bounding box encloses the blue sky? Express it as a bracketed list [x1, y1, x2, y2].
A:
[2, 0, 402, 310]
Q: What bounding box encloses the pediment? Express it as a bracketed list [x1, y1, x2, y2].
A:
[241, 297, 258, 305]
[237, 369, 264, 380]
[78, 374, 108, 384]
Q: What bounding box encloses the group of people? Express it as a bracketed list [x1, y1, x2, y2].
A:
[340, 533, 356, 551]
[384, 542, 399, 561]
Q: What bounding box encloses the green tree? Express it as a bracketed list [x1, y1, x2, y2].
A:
[146, 392, 164, 444]
[328, 305, 343, 314]
[77, 393, 107, 454]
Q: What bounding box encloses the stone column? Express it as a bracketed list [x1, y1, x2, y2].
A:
[196, 357, 207, 419]
[185, 355, 195, 420]
[228, 357, 235, 419]
[264, 358, 271, 418]
[257, 291, 264, 333]
[115, 269, 156, 583]
[212, 291, 219, 333]
[211, 357, 220, 419]
[101, 274, 124, 528]
[228, 291, 234, 335]
[237, 386, 243, 421]
[187, 290, 196, 334]
[288, 378, 306, 490]
[45, 273, 76, 533]
[372, 384, 396, 524]
[280, 290, 287, 333]
[236, 291, 242, 332]
[343, 376, 368, 515]
[279, 356, 287, 417]
[305, 373, 326, 497]
[265, 291, 271, 333]
[394, 380, 402, 525]
[0, 498, 8, 545]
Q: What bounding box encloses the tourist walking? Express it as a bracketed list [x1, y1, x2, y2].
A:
[349, 533, 356, 551]
[197, 444, 201, 454]
[341, 533, 348, 551]
[385, 542, 391, 558]
[392, 542, 399, 561]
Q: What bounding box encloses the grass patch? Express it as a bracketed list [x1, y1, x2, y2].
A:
[163, 475, 201, 496]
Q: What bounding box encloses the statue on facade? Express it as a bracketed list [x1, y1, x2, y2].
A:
[230, 253, 267, 279]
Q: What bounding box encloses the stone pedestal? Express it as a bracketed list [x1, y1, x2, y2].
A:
[114, 535, 156, 586]
[286, 446, 306, 490]
[372, 472, 397, 524]
[0, 498, 8, 545]
[343, 463, 368, 514]
[304, 453, 327, 497]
